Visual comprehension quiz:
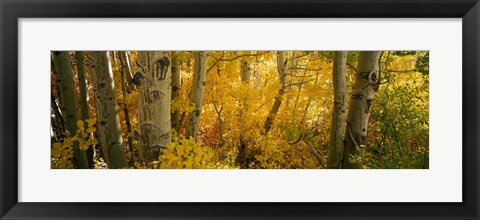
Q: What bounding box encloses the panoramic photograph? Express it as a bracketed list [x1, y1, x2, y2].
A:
[50, 51, 429, 169]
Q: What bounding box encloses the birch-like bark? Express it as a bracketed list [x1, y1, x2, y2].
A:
[264, 51, 287, 134]
[342, 51, 382, 169]
[50, 95, 65, 142]
[75, 51, 94, 168]
[118, 51, 134, 162]
[136, 51, 172, 162]
[119, 51, 136, 92]
[240, 58, 252, 83]
[327, 51, 348, 168]
[253, 63, 260, 90]
[185, 51, 208, 140]
[237, 57, 253, 168]
[53, 51, 89, 169]
[75, 51, 90, 121]
[91, 51, 128, 168]
[171, 53, 182, 134]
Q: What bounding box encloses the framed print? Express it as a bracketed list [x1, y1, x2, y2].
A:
[1, 0, 479, 219]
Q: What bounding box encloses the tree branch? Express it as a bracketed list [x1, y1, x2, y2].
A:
[288, 67, 323, 72]
[207, 51, 268, 73]
[346, 62, 357, 73]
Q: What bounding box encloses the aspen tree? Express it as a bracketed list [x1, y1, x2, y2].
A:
[264, 51, 287, 133]
[327, 51, 348, 168]
[53, 51, 89, 169]
[118, 51, 134, 161]
[342, 51, 382, 169]
[171, 52, 182, 133]
[91, 51, 128, 168]
[185, 51, 208, 140]
[136, 51, 172, 162]
[75, 51, 94, 168]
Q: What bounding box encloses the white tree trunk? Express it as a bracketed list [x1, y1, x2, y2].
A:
[253, 63, 260, 90]
[264, 51, 287, 133]
[119, 51, 136, 92]
[75, 51, 90, 120]
[91, 51, 128, 168]
[240, 58, 252, 83]
[75, 51, 94, 168]
[53, 51, 89, 169]
[342, 51, 382, 169]
[171, 52, 182, 133]
[118, 51, 134, 162]
[327, 51, 348, 168]
[185, 51, 208, 140]
[136, 51, 172, 162]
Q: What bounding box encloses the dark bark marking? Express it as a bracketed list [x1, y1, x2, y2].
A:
[352, 94, 365, 100]
[156, 57, 170, 80]
[159, 132, 170, 140]
[366, 98, 373, 113]
[172, 86, 179, 92]
[359, 135, 367, 145]
[358, 71, 370, 79]
[151, 90, 160, 99]
[132, 72, 145, 86]
[195, 109, 201, 117]
[369, 72, 379, 82]
[149, 146, 160, 158]
[142, 123, 154, 132]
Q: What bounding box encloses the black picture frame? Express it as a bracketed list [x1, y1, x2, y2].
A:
[1, 0, 479, 219]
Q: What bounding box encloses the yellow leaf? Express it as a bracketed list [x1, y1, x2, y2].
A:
[86, 138, 98, 146]
[76, 120, 85, 130]
[86, 127, 96, 133]
[70, 135, 78, 142]
[79, 144, 88, 150]
[86, 118, 95, 127]
[52, 142, 62, 149]
[63, 139, 73, 147]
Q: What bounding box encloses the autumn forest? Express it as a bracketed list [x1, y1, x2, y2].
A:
[51, 51, 429, 169]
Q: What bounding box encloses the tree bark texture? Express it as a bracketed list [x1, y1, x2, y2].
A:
[136, 51, 172, 162]
[53, 51, 89, 169]
[264, 51, 287, 134]
[327, 51, 348, 168]
[118, 51, 134, 163]
[50, 95, 65, 142]
[253, 63, 260, 90]
[171, 53, 182, 134]
[240, 58, 252, 83]
[75, 51, 95, 168]
[76, 51, 90, 120]
[185, 51, 208, 140]
[342, 51, 382, 169]
[119, 51, 136, 92]
[237, 58, 253, 168]
[91, 51, 128, 168]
